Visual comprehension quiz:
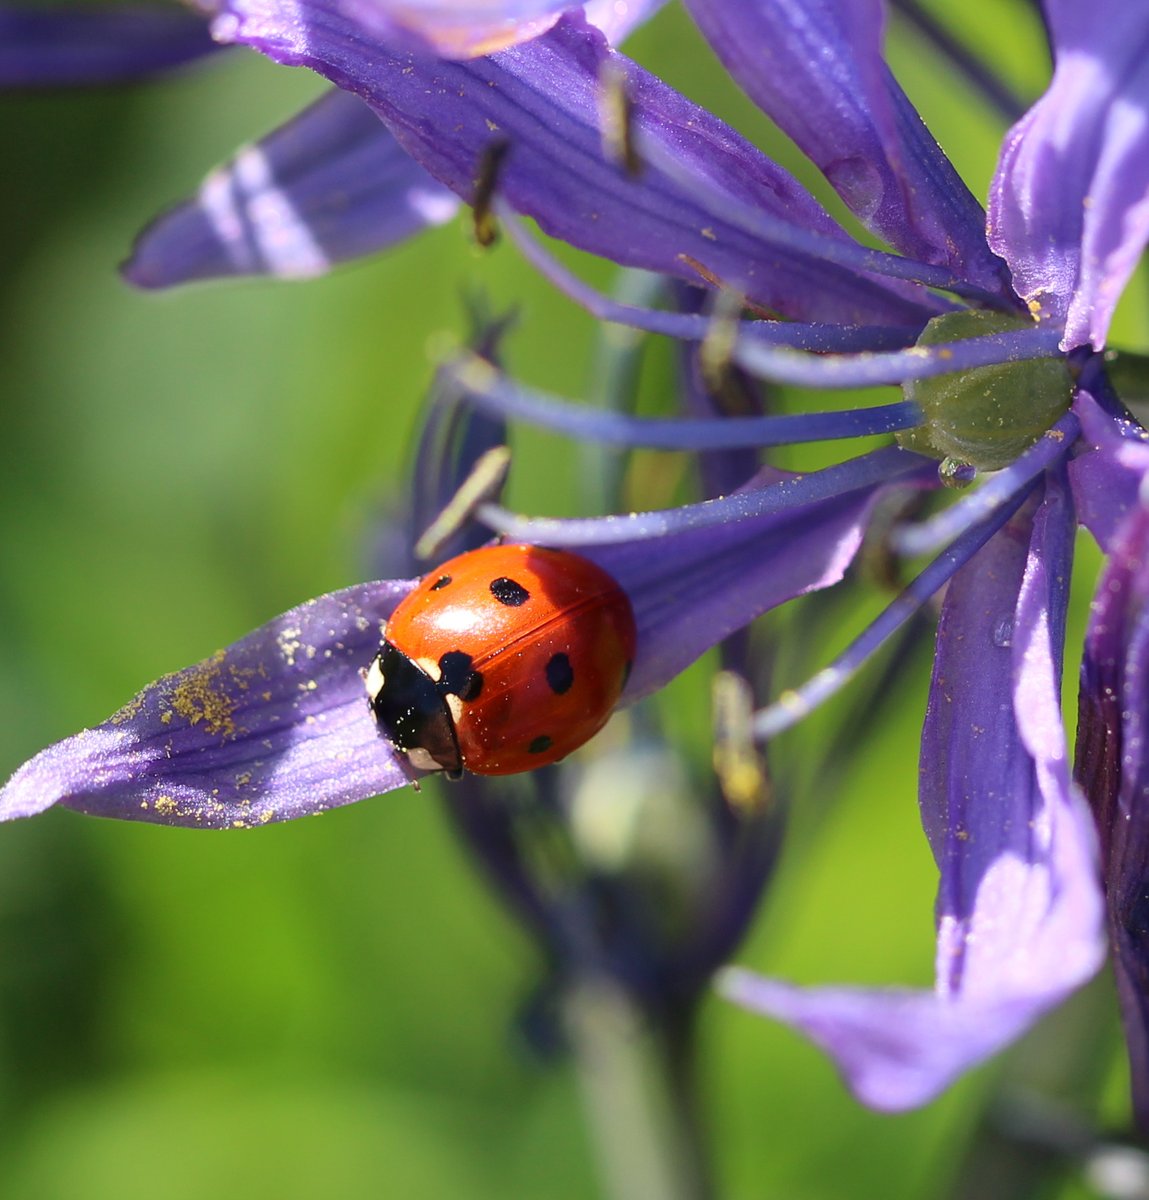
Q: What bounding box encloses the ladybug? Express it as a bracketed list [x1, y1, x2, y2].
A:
[366, 543, 636, 776]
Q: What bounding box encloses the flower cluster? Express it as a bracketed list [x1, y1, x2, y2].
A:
[5, 0, 1149, 1135]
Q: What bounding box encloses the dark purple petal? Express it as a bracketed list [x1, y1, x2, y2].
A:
[402, 326, 512, 572]
[602, 487, 879, 702]
[211, 6, 941, 325]
[1070, 385, 1149, 551]
[1076, 475, 1149, 1126]
[124, 89, 458, 287]
[724, 472, 1105, 1109]
[0, 581, 416, 829]
[505, 216, 923, 349]
[683, 0, 1012, 297]
[988, 3, 1149, 348]
[0, 6, 220, 86]
[674, 288, 765, 500]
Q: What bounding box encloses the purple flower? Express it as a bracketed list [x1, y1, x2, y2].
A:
[0, 442, 911, 825]
[1074, 434, 1149, 1126]
[7, 0, 1149, 1128]
[0, 7, 222, 87]
[3, 2, 663, 282]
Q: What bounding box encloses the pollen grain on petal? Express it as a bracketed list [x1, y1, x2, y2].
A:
[166, 650, 238, 739]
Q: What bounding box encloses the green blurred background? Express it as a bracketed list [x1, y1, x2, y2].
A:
[0, 3, 1138, 1197]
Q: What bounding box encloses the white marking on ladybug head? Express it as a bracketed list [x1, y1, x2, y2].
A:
[416, 655, 443, 681]
[407, 746, 447, 773]
[364, 655, 386, 702]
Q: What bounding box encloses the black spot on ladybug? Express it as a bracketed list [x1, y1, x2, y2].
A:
[490, 576, 530, 606]
[437, 650, 484, 701]
[429, 574, 452, 591]
[545, 652, 574, 695]
[528, 734, 553, 755]
[461, 671, 484, 701]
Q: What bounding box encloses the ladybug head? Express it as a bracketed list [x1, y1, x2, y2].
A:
[367, 641, 463, 776]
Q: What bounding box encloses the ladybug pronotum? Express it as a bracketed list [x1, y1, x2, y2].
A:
[366, 544, 637, 776]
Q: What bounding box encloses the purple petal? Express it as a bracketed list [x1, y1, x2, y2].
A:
[582, 0, 666, 44]
[484, 445, 936, 701]
[210, 6, 940, 325]
[988, 3, 1149, 348]
[324, 0, 664, 56]
[0, 582, 416, 829]
[720, 973, 1055, 1109]
[3, 454, 921, 823]
[0, 6, 220, 86]
[2, 447, 922, 825]
[1070, 384, 1149, 552]
[321, 0, 563, 57]
[724, 472, 1105, 1110]
[124, 89, 458, 287]
[1077, 475, 1149, 1125]
[506, 213, 923, 349]
[683, 0, 1011, 297]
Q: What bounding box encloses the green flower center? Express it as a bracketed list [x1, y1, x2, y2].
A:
[895, 310, 1073, 473]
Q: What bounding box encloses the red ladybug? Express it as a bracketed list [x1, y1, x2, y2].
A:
[367, 543, 636, 776]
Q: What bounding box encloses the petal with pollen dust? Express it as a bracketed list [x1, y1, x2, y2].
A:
[0, 582, 417, 829]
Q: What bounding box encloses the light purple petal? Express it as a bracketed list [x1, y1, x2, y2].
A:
[324, 0, 664, 56]
[582, 0, 665, 44]
[124, 89, 458, 287]
[723, 472, 1105, 1110]
[0, 581, 416, 829]
[1077, 475, 1149, 1125]
[0, 6, 220, 86]
[683, 0, 1011, 296]
[210, 6, 940, 325]
[720, 973, 1055, 1109]
[988, 3, 1149, 348]
[318, 0, 564, 57]
[451, 356, 920, 448]
[733, 321, 1062, 390]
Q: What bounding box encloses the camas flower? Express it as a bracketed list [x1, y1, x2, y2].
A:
[6, 0, 1149, 1127]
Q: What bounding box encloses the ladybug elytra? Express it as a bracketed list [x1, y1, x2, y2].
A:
[367, 543, 636, 776]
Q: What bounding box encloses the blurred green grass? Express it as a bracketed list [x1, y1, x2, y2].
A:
[0, 6, 1127, 1198]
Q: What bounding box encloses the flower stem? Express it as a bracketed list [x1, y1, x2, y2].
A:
[565, 978, 714, 1200]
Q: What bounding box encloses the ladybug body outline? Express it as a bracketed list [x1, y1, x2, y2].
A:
[367, 544, 637, 776]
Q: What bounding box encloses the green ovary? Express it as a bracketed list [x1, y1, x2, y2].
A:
[895, 310, 1072, 471]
